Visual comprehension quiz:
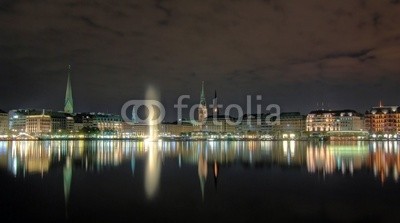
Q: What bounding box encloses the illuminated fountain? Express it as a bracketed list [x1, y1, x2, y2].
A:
[145, 85, 159, 142]
[144, 85, 162, 200]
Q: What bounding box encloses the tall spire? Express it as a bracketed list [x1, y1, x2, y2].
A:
[198, 81, 208, 125]
[213, 90, 218, 115]
[200, 81, 206, 104]
[64, 65, 74, 114]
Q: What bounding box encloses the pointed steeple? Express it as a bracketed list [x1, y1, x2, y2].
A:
[200, 81, 206, 105]
[213, 90, 218, 115]
[198, 81, 208, 125]
[64, 65, 74, 114]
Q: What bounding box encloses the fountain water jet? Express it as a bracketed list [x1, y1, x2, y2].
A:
[145, 85, 160, 142]
[144, 85, 162, 200]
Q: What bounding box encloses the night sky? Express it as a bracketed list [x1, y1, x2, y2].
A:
[1, 0, 400, 121]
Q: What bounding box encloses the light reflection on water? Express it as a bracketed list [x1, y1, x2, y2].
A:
[0, 140, 399, 184]
[1, 140, 400, 221]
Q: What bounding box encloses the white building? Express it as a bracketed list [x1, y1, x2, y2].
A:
[0, 109, 8, 135]
[306, 109, 364, 133]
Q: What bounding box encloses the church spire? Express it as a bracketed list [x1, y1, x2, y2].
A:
[212, 90, 218, 115]
[198, 81, 208, 125]
[64, 65, 74, 114]
[200, 81, 206, 105]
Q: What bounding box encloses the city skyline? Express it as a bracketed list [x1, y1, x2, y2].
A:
[3, 1, 400, 222]
[0, 66, 395, 122]
[1, 1, 400, 119]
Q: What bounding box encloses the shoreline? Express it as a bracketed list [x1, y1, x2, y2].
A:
[0, 138, 398, 142]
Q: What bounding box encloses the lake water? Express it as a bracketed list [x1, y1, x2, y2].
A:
[1, 140, 400, 222]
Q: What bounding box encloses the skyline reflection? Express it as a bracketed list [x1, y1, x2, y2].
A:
[0, 140, 399, 186]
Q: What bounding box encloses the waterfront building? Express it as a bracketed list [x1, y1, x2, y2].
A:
[0, 109, 8, 135]
[9, 109, 29, 133]
[306, 109, 366, 140]
[306, 110, 337, 132]
[25, 114, 52, 134]
[337, 110, 364, 131]
[306, 109, 364, 132]
[78, 112, 123, 133]
[238, 113, 274, 134]
[9, 109, 74, 134]
[160, 122, 196, 137]
[365, 104, 400, 135]
[275, 112, 306, 139]
[202, 115, 237, 133]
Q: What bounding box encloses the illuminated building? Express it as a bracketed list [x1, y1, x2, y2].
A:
[0, 109, 8, 135]
[25, 114, 52, 134]
[365, 104, 400, 135]
[77, 112, 123, 133]
[306, 109, 364, 133]
[123, 123, 149, 137]
[64, 65, 74, 114]
[9, 109, 74, 134]
[9, 109, 29, 133]
[202, 115, 237, 133]
[239, 113, 273, 133]
[275, 112, 306, 139]
[198, 81, 208, 128]
[200, 90, 237, 134]
[159, 122, 195, 137]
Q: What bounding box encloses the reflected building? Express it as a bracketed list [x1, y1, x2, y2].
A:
[306, 142, 370, 175]
[1, 140, 400, 187]
[213, 160, 219, 190]
[64, 156, 72, 216]
[198, 148, 208, 200]
[369, 141, 400, 184]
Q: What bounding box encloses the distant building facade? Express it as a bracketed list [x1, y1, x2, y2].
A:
[9, 109, 74, 134]
[365, 105, 400, 134]
[202, 115, 237, 133]
[77, 112, 123, 133]
[306, 109, 364, 133]
[0, 109, 8, 135]
[25, 114, 52, 134]
[238, 114, 275, 134]
[275, 112, 306, 139]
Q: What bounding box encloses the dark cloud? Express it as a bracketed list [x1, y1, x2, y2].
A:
[0, 0, 400, 120]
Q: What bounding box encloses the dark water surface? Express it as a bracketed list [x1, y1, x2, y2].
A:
[1, 140, 400, 222]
